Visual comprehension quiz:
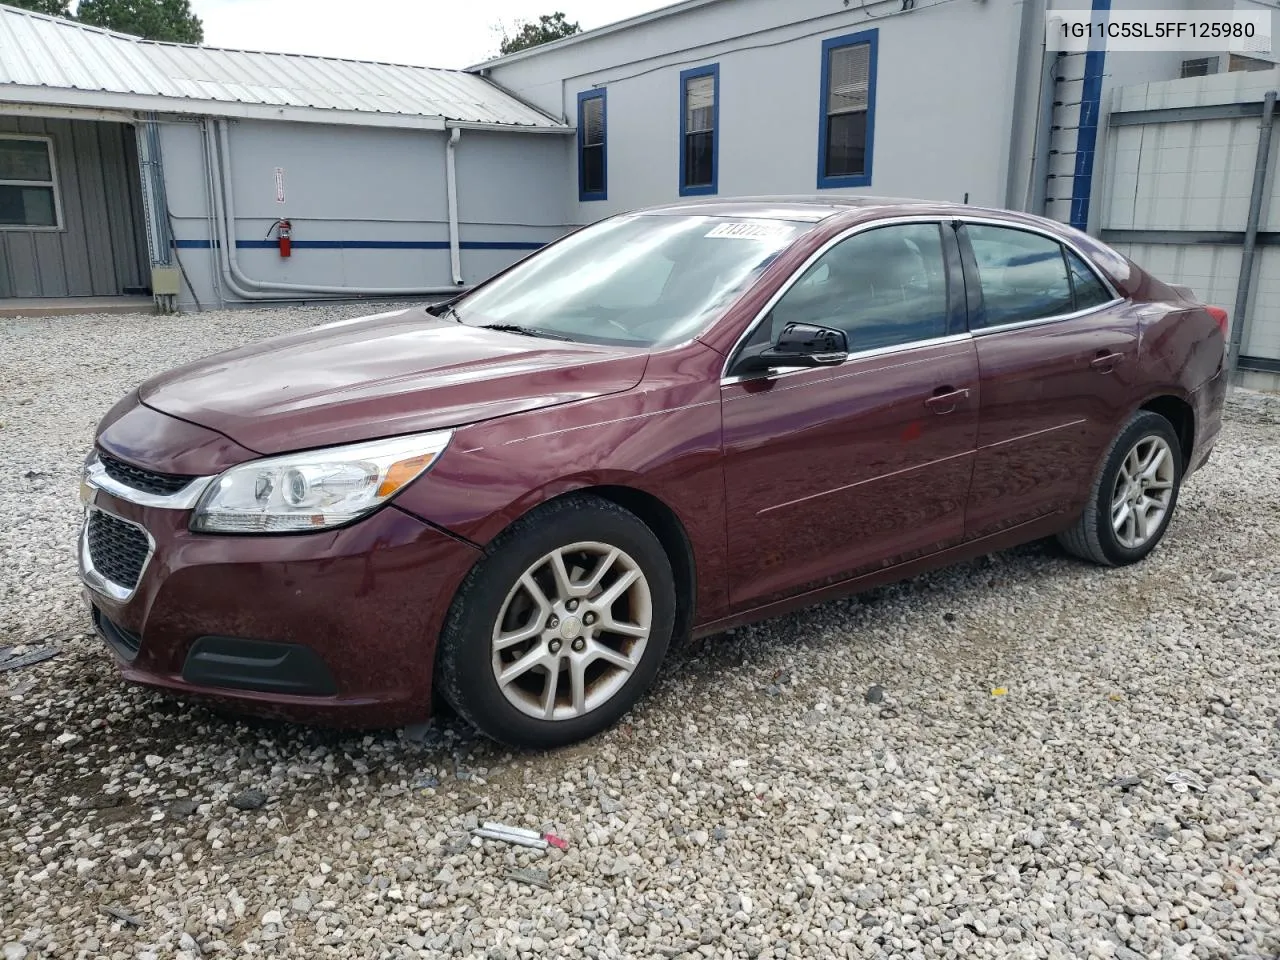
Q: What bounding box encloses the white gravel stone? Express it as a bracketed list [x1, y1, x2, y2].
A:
[2, 306, 1279, 959]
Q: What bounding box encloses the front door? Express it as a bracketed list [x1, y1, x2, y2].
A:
[721, 221, 980, 610]
[957, 222, 1140, 538]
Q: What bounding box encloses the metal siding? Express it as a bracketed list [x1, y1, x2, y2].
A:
[0, 6, 563, 129]
[0, 117, 146, 298]
[5, 229, 38, 297]
[122, 129, 150, 285]
[100, 121, 146, 291]
[1100, 68, 1280, 361]
[26, 119, 68, 297]
[1110, 242, 1240, 312]
[1246, 248, 1280, 359]
[72, 119, 116, 294]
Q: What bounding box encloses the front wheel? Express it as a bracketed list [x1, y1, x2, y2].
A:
[1058, 410, 1184, 566]
[435, 495, 675, 749]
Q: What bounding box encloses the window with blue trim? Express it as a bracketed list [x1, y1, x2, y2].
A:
[577, 89, 607, 201]
[680, 64, 718, 196]
[818, 29, 877, 189]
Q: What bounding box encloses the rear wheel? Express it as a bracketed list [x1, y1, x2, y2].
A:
[1058, 410, 1183, 566]
[435, 495, 675, 748]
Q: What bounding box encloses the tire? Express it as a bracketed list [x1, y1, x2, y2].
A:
[1057, 410, 1184, 566]
[435, 495, 676, 749]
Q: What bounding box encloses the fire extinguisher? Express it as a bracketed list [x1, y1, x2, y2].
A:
[268, 219, 292, 258]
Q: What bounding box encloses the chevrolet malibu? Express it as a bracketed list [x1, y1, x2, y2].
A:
[80, 197, 1228, 748]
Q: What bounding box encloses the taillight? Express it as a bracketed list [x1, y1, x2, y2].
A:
[1205, 306, 1229, 336]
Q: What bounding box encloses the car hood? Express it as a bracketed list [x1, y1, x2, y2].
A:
[138, 308, 649, 454]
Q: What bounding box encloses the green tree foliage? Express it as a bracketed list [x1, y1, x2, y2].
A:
[76, 0, 204, 43]
[498, 12, 580, 56]
[5, 0, 73, 17]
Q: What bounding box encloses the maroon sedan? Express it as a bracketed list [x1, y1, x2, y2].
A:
[80, 197, 1228, 747]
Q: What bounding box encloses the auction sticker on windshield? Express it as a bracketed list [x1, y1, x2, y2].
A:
[705, 221, 796, 241]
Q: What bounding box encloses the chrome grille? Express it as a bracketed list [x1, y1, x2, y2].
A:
[86, 511, 150, 590]
[99, 451, 193, 497]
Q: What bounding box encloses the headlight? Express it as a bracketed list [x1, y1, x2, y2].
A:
[191, 430, 452, 533]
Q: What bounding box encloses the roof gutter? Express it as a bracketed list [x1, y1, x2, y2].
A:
[0, 101, 136, 124]
[445, 120, 573, 134]
[0, 85, 569, 133]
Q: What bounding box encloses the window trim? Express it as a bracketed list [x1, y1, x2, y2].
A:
[816, 28, 878, 191]
[722, 214, 953, 382]
[678, 63, 720, 197]
[954, 218, 1124, 335]
[722, 215, 1127, 382]
[577, 88, 608, 202]
[0, 134, 63, 232]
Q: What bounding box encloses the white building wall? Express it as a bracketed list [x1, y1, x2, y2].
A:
[160, 118, 572, 310]
[483, 0, 1273, 235]
[482, 0, 1030, 224]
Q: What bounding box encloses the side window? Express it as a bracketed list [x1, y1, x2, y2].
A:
[966, 225, 1073, 328]
[577, 90, 607, 201]
[1066, 248, 1113, 311]
[767, 223, 949, 350]
[0, 135, 60, 228]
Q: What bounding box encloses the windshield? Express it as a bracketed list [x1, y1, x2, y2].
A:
[452, 214, 812, 347]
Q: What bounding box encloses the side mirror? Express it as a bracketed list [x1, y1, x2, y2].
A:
[734, 322, 849, 375]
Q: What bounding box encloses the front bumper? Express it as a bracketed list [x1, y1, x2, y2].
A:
[79, 488, 482, 728]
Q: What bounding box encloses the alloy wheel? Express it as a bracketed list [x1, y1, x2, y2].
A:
[1110, 435, 1176, 549]
[491, 542, 653, 721]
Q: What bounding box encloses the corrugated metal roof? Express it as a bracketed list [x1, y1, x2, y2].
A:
[0, 3, 565, 129]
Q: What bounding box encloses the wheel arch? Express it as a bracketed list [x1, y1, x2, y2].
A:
[1138, 393, 1195, 469]
[540, 484, 698, 650]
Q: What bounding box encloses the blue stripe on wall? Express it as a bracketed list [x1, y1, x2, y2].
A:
[174, 239, 547, 251]
[1069, 0, 1111, 231]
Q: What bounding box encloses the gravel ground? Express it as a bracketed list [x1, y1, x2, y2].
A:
[1, 306, 1279, 960]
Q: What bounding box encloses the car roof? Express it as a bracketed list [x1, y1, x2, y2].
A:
[637, 195, 979, 223]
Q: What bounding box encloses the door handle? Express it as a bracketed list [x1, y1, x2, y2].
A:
[1091, 350, 1125, 372]
[924, 387, 970, 415]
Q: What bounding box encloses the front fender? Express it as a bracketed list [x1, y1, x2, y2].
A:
[392, 376, 728, 622]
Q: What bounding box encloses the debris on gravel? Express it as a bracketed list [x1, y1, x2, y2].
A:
[229, 788, 268, 811]
[0, 646, 58, 672]
[2, 307, 1279, 958]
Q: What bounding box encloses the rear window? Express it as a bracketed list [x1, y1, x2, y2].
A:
[967, 225, 1074, 327]
[966, 224, 1116, 328]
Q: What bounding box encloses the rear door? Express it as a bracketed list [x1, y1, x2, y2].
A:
[957, 221, 1139, 539]
[720, 220, 980, 609]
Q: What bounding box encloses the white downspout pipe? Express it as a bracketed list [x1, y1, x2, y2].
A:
[446, 126, 464, 286]
[205, 118, 278, 303]
[214, 118, 469, 298]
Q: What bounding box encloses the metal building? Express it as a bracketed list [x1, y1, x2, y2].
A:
[0, 3, 573, 311]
